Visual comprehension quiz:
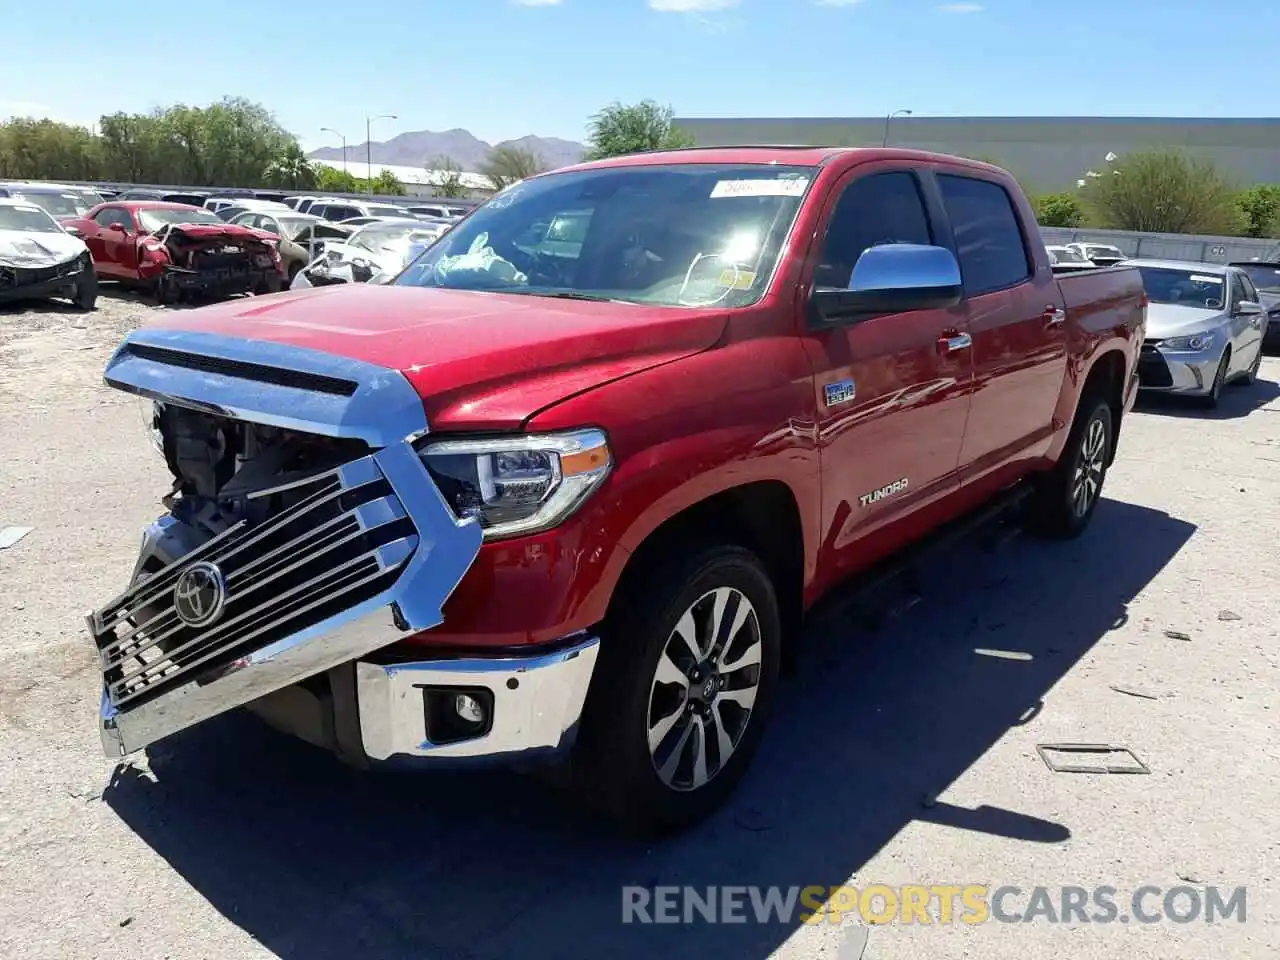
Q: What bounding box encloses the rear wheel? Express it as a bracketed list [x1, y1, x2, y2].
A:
[574, 544, 781, 836]
[1026, 393, 1113, 540]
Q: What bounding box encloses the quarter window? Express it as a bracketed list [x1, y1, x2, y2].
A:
[938, 174, 1031, 296]
[815, 172, 932, 290]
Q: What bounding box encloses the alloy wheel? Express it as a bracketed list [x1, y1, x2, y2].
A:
[1070, 414, 1108, 518]
[647, 587, 763, 792]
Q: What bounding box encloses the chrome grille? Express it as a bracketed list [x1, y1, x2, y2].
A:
[89, 455, 418, 710]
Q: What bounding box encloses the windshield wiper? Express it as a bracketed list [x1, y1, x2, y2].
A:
[530, 291, 633, 303]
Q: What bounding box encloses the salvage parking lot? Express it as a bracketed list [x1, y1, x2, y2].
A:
[1, 293, 1279, 960]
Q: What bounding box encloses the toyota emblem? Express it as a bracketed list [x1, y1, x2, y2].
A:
[173, 561, 228, 628]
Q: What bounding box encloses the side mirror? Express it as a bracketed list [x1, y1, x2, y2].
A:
[1235, 300, 1263, 316]
[812, 243, 963, 322]
[108, 222, 127, 233]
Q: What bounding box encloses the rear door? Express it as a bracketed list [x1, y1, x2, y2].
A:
[936, 172, 1067, 485]
[1231, 269, 1265, 370]
[801, 165, 974, 577]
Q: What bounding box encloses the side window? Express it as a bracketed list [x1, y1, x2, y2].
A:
[1230, 272, 1251, 306]
[309, 204, 327, 220]
[93, 208, 130, 229]
[1240, 274, 1260, 303]
[815, 172, 932, 290]
[937, 174, 1032, 296]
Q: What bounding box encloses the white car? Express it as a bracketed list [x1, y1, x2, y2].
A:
[291, 218, 449, 288]
[1065, 241, 1127, 265]
[0, 198, 97, 310]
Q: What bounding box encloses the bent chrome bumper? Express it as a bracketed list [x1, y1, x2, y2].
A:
[356, 634, 600, 762]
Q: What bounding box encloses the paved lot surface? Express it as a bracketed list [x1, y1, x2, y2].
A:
[1, 291, 1278, 960]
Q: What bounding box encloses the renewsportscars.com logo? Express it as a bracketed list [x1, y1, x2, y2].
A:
[621, 884, 1248, 926]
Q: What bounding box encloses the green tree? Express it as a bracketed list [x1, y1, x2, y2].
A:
[480, 145, 546, 191]
[1236, 184, 1280, 238]
[1033, 192, 1085, 228]
[370, 168, 406, 195]
[264, 143, 317, 190]
[426, 156, 470, 198]
[1082, 149, 1242, 235]
[314, 165, 360, 192]
[584, 100, 694, 160]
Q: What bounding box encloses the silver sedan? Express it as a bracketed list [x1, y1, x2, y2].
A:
[1130, 259, 1267, 408]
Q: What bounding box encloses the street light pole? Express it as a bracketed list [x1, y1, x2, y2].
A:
[320, 127, 347, 177]
[882, 108, 912, 147]
[365, 113, 397, 195]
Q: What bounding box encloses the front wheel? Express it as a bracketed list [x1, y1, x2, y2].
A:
[1200, 347, 1230, 408]
[574, 545, 781, 836]
[71, 269, 97, 311]
[1026, 395, 1113, 540]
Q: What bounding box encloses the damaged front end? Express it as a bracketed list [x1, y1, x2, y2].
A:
[88, 328, 485, 759]
[141, 224, 283, 300]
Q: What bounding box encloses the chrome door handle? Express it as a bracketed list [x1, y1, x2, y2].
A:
[942, 333, 972, 353]
[1045, 307, 1066, 326]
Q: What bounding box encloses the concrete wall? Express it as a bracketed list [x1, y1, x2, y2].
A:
[673, 117, 1280, 192]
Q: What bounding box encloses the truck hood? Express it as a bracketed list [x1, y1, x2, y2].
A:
[150, 283, 729, 430]
[1145, 302, 1226, 339]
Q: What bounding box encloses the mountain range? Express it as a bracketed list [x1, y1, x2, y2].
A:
[307, 128, 586, 173]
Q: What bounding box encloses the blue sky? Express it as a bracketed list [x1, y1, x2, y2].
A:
[4, 0, 1278, 152]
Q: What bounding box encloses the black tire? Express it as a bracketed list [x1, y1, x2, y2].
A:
[1237, 345, 1262, 386]
[72, 268, 98, 311]
[1026, 393, 1113, 540]
[1199, 347, 1230, 408]
[574, 544, 782, 836]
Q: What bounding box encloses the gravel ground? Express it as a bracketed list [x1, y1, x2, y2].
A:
[1, 291, 1278, 960]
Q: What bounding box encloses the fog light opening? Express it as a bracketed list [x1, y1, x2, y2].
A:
[453, 693, 485, 725]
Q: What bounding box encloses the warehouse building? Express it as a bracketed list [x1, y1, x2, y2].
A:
[672, 117, 1280, 192]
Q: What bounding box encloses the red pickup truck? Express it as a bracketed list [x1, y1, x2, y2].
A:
[88, 146, 1146, 835]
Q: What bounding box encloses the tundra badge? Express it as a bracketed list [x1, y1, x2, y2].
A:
[859, 478, 909, 507]
[824, 378, 856, 407]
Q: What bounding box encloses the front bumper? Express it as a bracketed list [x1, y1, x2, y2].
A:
[0, 257, 87, 302]
[356, 634, 600, 762]
[1136, 342, 1223, 395]
[158, 263, 277, 297]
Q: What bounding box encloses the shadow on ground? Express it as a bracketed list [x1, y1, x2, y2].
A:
[104, 498, 1195, 959]
[1134, 375, 1280, 420]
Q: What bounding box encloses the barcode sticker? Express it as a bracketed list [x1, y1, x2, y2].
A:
[710, 178, 809, 199]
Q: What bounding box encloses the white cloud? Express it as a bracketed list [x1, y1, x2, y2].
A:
[649, 0, 739, 11]
[938, 2, 983, 10]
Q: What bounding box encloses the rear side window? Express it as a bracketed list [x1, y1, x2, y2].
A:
[938, 174, 1031, 296]
[816, 171, 932, 290]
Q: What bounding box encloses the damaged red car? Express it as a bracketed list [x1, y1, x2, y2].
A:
[62, 201, 284, 303]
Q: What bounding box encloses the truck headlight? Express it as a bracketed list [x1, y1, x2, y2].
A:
[1163, 332, 1215, 352]
[418, 429, 612, 539]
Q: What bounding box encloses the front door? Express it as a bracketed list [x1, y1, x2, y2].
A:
[936, 173, 1068, 483]
[800, 166, 974, 583]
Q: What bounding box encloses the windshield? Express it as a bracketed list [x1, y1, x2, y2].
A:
[137, 206, 225, 232]
[0, 204, 60, 232]
[1236, 263, 1280, 293]
[394, 163, 815, 306]
[15, 192, 87, 217]
[1137, 267, 1226, 308]
[349, 222, 445, 254]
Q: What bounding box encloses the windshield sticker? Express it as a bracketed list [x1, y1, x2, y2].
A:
[716, 268, 757, 290]
[710, 178, 809, 199]
[1190, 275, 1223, 284]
